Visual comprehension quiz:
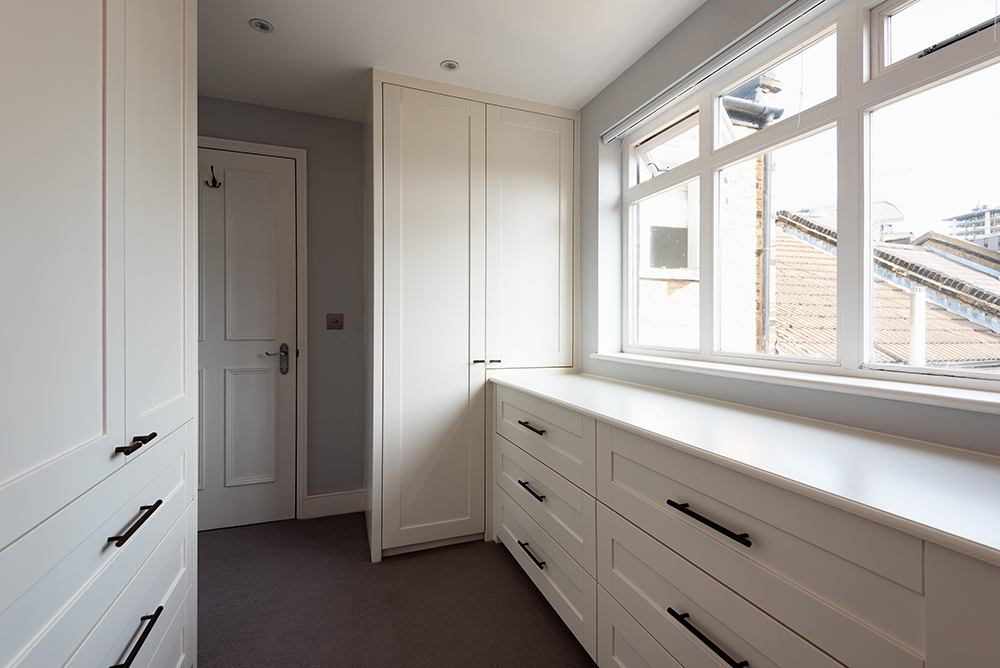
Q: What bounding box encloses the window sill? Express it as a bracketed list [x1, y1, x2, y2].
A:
[590, 351, 1000, 416]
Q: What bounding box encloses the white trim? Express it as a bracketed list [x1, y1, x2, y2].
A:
[372, 69, 579, 121]
[298, 489, 366, 519]
[196, 136, 310, 519]
[591, 351, 1000, 415]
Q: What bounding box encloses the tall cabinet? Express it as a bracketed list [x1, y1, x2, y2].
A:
[1, 2, 197, 666]
[366, 72, 577, 561]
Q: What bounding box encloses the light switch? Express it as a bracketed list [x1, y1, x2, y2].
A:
[327, 313, 344, 330]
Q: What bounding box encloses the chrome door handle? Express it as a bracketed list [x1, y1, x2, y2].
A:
[265, 343, 290, 374]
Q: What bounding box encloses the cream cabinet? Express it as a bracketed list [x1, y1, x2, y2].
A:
[490, 374, 1000, 668]
[2, 1, 197, 666]
[367, 73, 577, 560]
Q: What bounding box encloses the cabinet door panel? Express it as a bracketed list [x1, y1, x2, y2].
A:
[487, 106, 574, 368]
[124, 0, 190, 440]
[1, 0, 125, 551]
[382, 85, 486, 549]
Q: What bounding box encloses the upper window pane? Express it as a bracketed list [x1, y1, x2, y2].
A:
[885, 0, 998, 66]
[870, 59, 1000, 372]
[718, 128, 838, 358]
[632, 112, 699, 186]
[717, 32, 837, 148]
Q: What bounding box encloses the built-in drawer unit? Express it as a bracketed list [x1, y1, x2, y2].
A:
[598, 586, 683, 668]
[70, 508, 190, 668]
[598, 504, 847, 668]
[496, 485, 597, 659]
[496, 386, 596, 495]
[1, 427, 188, 667]
[597, 425, 925, 668]
[496, 435, 597, 577]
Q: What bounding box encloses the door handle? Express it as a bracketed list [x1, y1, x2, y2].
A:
[265, 343, 290, 374]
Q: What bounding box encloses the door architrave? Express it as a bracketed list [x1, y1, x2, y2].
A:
[197, 135, 309, 519]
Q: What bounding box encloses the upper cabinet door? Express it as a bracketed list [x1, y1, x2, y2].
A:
[123, 0, 191, 442]
[0, 2, 125, 553]
[486, 106, 574, 368]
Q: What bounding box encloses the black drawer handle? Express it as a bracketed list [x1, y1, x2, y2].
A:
[517, 540, 545, 570]
[517, 420, 545, 436]
[517, 480, 546, 502]
[115, 432, 158, 456]
[667, 499, 751, 548]
[108, 499, 163, 547]
[668, 607, 749, 668]
[110, 605, 164, 668]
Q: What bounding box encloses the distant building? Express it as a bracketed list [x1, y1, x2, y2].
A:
[946, 204, 1000, 251]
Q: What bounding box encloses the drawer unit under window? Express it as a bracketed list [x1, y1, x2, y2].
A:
[598, 425, 925, 668]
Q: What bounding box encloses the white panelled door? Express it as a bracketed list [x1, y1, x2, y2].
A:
[198, 148, 297, 530]
[382, 85, 487, 549]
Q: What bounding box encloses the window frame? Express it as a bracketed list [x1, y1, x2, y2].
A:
[619, 0, 1000, 390]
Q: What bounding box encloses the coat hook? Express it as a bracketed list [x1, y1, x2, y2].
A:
[205, 165, 222, 188]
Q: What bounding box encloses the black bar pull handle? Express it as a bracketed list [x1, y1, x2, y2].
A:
[668, 607, 749, 668]
[667, 499, 752, 548]
[472, 360, 486, 364]
[115, 432, 157, 456]
[517, 480, 546, 502]
[517, 420, 545, 436]
[110, 605, 164, 668]
[517, 540, 545, 570]
[108, 499, 163, 548]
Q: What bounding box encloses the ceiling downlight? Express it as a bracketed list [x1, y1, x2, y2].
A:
[249, 18, 274, 34]
[440, 60, 460, 72]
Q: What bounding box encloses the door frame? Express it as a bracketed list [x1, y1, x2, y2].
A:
[197, 136, 309, 519]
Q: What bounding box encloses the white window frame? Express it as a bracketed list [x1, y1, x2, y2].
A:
[619, 0, 1000, 392]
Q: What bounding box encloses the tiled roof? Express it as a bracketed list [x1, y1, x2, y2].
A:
[771, 219, 1000, 367]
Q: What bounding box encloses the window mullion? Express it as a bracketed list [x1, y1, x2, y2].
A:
[700, 92, 716, 357]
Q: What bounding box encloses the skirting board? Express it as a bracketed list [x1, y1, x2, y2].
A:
[299, 489, 366, 519]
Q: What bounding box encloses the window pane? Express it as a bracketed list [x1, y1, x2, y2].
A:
[718, 33, 837, 148]
[633, 112, 699, 186]
[870, 61, 1000, 371]
[632, 180, 700, 349]
[886, 0, 997, 65]
[718, 128, 838, 358]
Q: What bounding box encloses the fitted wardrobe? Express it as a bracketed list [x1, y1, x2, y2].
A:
[2, 2, 198, 666]
[365, 71, 577, 561]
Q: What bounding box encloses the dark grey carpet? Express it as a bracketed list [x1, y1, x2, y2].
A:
[198, 513, 597, 667]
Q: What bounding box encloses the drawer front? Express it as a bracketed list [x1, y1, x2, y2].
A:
[598, 505, 847, 668]
[599, 425, 926, 662]
[497, 486, 596, 659]
[496, 435, 596, 577]
[496, 386, 596, 494]
[3, 429, 189, 668]
[598, 586, 683, 668]
[143, 587, 192, 668]
[69, 508, 190, 668]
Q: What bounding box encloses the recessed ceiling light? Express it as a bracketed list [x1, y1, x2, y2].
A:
[250, 18, 274, 34]
[440, 60, 460, 72]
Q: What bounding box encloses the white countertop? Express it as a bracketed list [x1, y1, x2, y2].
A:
[490, 373, 1000, 567]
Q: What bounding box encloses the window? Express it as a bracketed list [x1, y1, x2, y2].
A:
[621, 0, 1000, 385]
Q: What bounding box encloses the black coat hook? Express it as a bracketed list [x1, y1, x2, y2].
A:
[206, 165, 222, 188]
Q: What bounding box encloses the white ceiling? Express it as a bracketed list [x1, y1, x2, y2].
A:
[198, 0, 707, 122]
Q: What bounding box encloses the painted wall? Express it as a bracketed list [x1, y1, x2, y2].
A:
[198, 96, 366, 494]
[578, 0, 1000, 456]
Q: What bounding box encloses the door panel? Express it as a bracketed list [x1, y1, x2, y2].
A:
[0, 1, 124, 550]
[486, 106, 574, 368]
[382, 84, 486, 549]
[198, 147, 297, 530]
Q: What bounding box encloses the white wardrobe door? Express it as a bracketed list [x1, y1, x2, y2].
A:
[382, 84, 486, 549]
[0, 2, 125, 551]
[123, 0, 191, 441]
[486, 106, 574, 368]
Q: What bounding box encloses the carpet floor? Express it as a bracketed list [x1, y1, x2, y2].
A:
[198, 513, 597, 667]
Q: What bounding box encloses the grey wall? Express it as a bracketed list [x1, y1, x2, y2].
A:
[577, 0, 1000, 456]
[199, 96, 365, 495]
